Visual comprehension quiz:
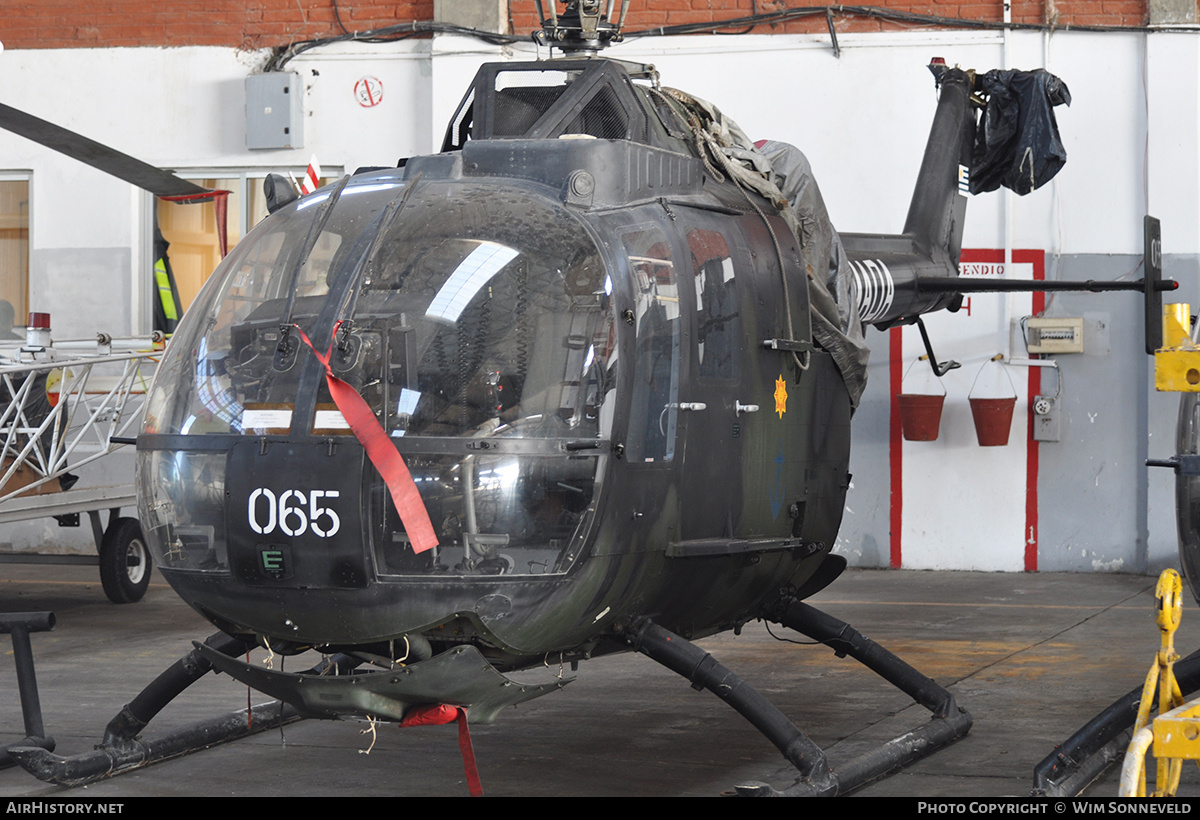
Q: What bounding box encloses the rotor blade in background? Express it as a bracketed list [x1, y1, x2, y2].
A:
[0, 102, 211, 199]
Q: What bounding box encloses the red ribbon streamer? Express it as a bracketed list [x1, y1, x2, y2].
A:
[293, 323, 439, 554]
[399, 704, 483, 797]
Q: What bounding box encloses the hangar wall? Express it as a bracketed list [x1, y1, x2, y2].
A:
[0, 18, 1196, 574]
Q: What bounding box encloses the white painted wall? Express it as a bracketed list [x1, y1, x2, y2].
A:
[1, 32, 1189, 328]
[0, 29, 1195, 566]
[897, 263, 1035, 572]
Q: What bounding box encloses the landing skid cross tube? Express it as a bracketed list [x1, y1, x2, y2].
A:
[631, 600, 972, 796]
[770, 599, 973, 795]
[9, 632, 301, 787]
[630, 619, 839, 795]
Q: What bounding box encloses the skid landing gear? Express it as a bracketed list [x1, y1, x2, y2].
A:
[9, 629, 562, 790]
[630, 597, 972, 796]
[11, 607, 968, 793]
[9, 632, 300, 786]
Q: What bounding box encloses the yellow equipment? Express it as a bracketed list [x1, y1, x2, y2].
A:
[1119, 569, 1200, 796]
[1155, 304, 1200, 392]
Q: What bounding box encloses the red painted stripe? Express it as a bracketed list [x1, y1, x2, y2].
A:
[1024, 249, 1044, 572]
[299, 165, 317, 195]
[889, 324, 904, 568]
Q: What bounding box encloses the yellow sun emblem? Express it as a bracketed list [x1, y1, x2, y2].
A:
[773, 375, 788, 418]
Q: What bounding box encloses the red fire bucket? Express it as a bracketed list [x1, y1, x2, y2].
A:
[898, 394, 946, 441]
[969, 396, 1017, 447]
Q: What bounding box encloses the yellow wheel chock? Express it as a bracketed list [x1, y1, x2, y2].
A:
[1119, 569, 1200, 796]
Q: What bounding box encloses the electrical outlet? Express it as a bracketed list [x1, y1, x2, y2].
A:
[1032, 394, 1060, 442]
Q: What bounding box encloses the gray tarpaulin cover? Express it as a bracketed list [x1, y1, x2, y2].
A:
[662, 69, 1071, 409]
[757, 139, 870, 410]
[662, 86, 870, 409]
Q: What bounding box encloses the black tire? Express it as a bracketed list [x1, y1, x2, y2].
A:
[100, 517, 152, 604]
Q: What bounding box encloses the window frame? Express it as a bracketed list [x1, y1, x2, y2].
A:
[0, 171, 33, 333]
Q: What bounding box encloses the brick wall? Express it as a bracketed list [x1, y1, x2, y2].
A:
[508, 0, 1149, 31]
[1, 0, 1170, 51]
[4, 1, 433, 50]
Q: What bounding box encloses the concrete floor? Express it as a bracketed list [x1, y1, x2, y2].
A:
[0, 562, 1194, 797]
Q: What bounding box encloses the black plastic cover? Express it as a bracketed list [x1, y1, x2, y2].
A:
[970, 69, 1072, 196]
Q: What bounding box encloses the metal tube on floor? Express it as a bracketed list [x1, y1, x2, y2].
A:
[1032, 647, 1200, 796]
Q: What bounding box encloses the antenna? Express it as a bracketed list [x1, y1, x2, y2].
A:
[533, 0, 629, 54]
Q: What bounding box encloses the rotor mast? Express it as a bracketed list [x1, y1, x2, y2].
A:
[533, 0, 629, 54]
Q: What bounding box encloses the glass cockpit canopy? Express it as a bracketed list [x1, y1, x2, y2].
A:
[145, 175, 615, 441]
[140, 174, 617, 580]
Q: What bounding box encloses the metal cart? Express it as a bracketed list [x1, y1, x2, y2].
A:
[0, 332, 161, 603]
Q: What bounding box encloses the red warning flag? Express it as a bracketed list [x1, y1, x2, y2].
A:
[399, 704, 483, 797]
[293, 322, 439, 554]
[299, 155, 321, 196]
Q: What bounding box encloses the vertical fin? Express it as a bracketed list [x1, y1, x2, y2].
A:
[902, 66, 976, 264]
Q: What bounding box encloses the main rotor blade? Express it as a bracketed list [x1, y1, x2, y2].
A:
[0, 102, 210, 199]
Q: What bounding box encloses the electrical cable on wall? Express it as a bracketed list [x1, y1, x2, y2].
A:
[265, 2, 1200, 71]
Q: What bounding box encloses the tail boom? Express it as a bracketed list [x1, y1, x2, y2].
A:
[841, 64, 977, 328]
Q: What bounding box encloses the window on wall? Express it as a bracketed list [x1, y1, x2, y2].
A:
[155, 170, 338, 313]
[0, 176, 30, 337]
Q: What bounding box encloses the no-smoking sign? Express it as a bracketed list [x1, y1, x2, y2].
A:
[354, 76, 384, 108]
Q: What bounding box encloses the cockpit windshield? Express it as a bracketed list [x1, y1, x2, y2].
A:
[349, 211, 612, 442]
[141, 174, 616, 580]
[147, 176, 615, 442]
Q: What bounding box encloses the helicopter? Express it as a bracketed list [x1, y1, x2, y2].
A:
[4, 0, 1174, 798]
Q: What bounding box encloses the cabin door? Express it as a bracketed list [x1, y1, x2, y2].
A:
[675, 224, 753, 545]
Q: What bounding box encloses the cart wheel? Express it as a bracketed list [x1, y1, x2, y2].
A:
[100, 517, 152, 604]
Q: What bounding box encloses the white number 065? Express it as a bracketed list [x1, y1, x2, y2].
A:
[248, 488, 341, 538]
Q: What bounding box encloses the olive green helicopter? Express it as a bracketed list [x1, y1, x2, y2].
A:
[6, 0, 1165, 797]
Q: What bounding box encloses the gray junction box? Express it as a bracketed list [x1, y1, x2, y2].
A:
[246, 73, 303, 150]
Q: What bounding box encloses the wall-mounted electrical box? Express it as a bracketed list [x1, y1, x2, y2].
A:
[246, 73, 303, 150]
[1027, 317, 1084, 354]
